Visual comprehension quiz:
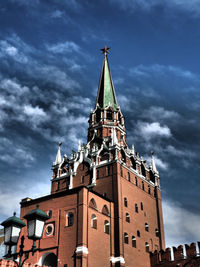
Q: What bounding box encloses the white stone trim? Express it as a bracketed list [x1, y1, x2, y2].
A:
[110, 256, 125, 264]
[76, 246, 89, 255]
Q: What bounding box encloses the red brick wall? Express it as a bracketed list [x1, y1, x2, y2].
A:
[150, 242, 200, 267]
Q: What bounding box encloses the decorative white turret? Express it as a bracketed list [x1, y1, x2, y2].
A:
[151, 151, 158, 174]
[53, 142, 62, 166]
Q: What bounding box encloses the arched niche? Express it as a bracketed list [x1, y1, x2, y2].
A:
[102, 205, 110, 216]
[141, 164, 146, 177]
[89, 198, 98, 210]
[149, 170, 155, 183]
[38, 252, 57, 267]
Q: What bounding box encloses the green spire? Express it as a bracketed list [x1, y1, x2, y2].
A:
[96, 47, 118, 111]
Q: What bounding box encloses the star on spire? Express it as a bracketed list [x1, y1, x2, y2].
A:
[100, 46, 110, 56]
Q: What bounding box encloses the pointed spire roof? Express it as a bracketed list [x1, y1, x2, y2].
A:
[54, 142, 62, 166]
[95, 46, 118, 111]
[151, 151, 158, 174]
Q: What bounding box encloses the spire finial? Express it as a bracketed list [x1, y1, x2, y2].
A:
[59, 142, 62, 147]
[100, 46, 110, 56]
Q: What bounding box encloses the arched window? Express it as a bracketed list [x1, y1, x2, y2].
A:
[148, 186, 151, 195]
[145, 223, 149, 232]
[121, 150, 126, 163]
[107, 110, 113, 120]
[137, 230, 140, 237]
[132, 236, 136, 248]
[126, 213, 130, 223]
[97, 169, 100, 179]
[124, 233, 129, 244]
[135, 203, 138, 213]
[145, 242, 149, 252]
[135, 177, 138, 186]
[141, 202, 143, 210]
[96, 109, 101, 123]
[81, 176, 84, 183]
[91, 214, 97, 229]
[102, 205, 109, 216]
[131, 158, 136, 170]
[124, 197, 128, 207]
[47, 210, 52, 218]
[150, 171, 155, 183]
[141, 164, 146, 177]
[142, 181, 144, 190]
[104, 220, 110, 234]
[89, 198, 98, 210]
[128, 172, 130, 182]
[155, 228, 159, 237]
[66, 212, 74, 227]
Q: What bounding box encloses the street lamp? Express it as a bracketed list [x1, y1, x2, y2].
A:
[1, 206, 49, 267]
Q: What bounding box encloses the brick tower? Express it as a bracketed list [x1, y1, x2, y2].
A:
[19, 47, 165, 267]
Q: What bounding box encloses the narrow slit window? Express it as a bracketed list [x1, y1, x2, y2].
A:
[145, 242, 149, 252]
[124, 197, 128, 207]
[135, 203, 138, 213]
[124, 233, 129, 244]
[137, 230, 140, 237]
[126, 213, 130, 223]
[132, 236, 136, 248]
[104, 220, 110, 234]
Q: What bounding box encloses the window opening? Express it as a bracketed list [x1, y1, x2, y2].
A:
[126, 213, 130, 223]
[104, 220, 110, 234]
[132, 236, 136, 248]
[91, 214, 97, 229]
[145, 242, 149, 252]
[124, 233, 129, 244]
[124, 197, 128, 207]
[135, 203, 138, 213]
[66, 212, 74, 227]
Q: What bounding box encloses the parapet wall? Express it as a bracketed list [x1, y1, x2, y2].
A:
[150, 242, 200, 267]
[0, 259, 48, 267]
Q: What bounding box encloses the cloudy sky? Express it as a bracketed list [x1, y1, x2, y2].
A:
[0, 0, 200, 248]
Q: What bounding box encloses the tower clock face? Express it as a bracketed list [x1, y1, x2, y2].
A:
[44, 223, 54, 237]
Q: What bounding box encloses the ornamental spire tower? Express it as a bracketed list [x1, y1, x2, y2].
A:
[88, 47, 127, 148]
[95, 46, 118, 110]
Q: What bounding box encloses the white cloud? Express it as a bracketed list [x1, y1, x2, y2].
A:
[51, 10, 64, 18]
[110, 0, 200, 17]
[0, 180, 50, 219]
[46, 41, 80, 54]
[143, 106, 180, 121]
[0, 137, 35, 167]
[0, 40, 28, 63]
[0, 78, 29, 95]
[163, 199, 200, 247]
[129, 64, 198, 81]
[136, 121, 172, 140]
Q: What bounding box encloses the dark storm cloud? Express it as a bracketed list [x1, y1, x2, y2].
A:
[110, 0, 200, 18]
